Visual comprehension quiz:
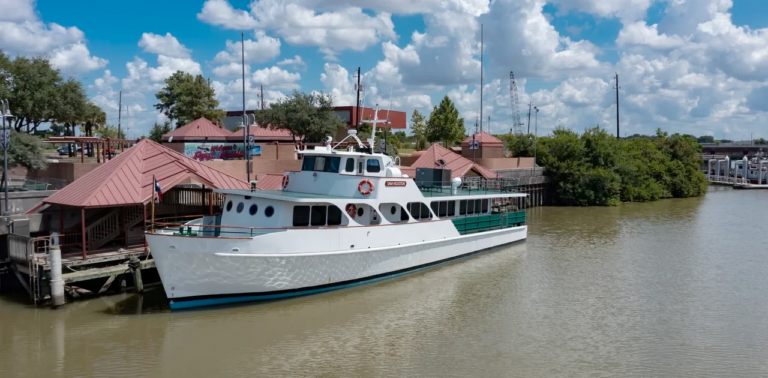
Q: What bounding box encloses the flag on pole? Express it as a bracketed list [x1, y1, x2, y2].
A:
[154, 177, 163, 202]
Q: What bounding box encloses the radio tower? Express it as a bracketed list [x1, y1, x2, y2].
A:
[509, 71, 524, 135]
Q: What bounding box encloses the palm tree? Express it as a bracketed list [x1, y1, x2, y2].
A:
[80, 102, 106, 157]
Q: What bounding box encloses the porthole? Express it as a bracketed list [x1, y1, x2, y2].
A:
[249, 204, 258, 215]
[236, 202, 244, 213]
[226, 201, 233, 212]
[357, 207, 364, 217]
[390, 206, 396, 215]
[244, 196, 252, 200]
[265, 206, 274, 217]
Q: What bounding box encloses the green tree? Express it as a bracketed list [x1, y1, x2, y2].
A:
[254, 90, 346, 149]
[154, 71, 225, 127]
[499, 133, 536, 157]
[148, 121, 172, 143]
[425, 96, 465, 147]
[0, 131, 48, 190]
[697, 135, 715, 144]
[3, 55, 64, 133]
[94, 125, 126, 140]
[409, 110, 428, 150]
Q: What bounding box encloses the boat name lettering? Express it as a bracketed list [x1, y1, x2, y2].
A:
[385, 181, 407, 187]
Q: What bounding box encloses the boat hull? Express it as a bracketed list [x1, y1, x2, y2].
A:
[146, 226, 527, 309]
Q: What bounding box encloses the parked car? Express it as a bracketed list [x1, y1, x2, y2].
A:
[57, 145, 92, 155]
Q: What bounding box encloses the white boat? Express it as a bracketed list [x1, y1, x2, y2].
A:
[146, 113, 528, 309]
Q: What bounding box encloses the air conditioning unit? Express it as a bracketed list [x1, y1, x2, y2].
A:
[415, 168, 452, 188]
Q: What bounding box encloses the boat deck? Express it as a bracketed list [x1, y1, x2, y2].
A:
[418, 187, 524, 198]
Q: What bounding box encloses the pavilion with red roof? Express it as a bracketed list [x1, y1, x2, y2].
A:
[162, 117, 233, 142]
[36, 139, 249, 259]
[401, 143, 498, 180]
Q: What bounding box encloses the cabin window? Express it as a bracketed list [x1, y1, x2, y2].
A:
[481, 199, 489, 213]
[226, 201, 233, 212]
[475, 200, 482, 214]
[302, 156, 315, 171]
[314, 157, 326, 171]
[401, 207, 410, 221]
[448, 201, 456, 216]
[236, 202, 244, 213]
[408, 202, 432, 220]
[265, 206, 274, 217]
[390, 206, 397, 215]
[345, 158, 355, 172]
[430, 202, 439, 217]
[366, 159, 381, 173]
[357, 207, 364, 217]
[357, 160, 364, 174]
[459, 200, 466, 215]
[328, 205, 342, 226]
[293, 206, 310, 227]
[311, 206, 327, 226]
[430, 201, 452, 217]
[249, 204, 258, 216]
[467, 200, 475, 214]
[324, 157, 341, 173]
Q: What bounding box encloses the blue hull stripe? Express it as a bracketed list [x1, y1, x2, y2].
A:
[169, 240, 522, 310]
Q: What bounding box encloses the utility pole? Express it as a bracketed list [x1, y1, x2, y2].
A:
[355, 67, 362, 127]
[615, 73, 620, 139]
[488, 116, 491, 135]
[480, 24, 484, 132]
[533, 106, 539, 176]
[260, 84, 265, 110]
[527, 102, 532, 134]
[473, 116, 479, 163]
[117, 91, 122, 140]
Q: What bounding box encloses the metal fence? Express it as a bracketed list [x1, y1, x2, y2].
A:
[4, 176, 67, 191]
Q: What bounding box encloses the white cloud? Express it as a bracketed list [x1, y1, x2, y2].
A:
[550, 0, 653, 22]
[0, 0, 36, 22]
[138, 32, 192, 59]
[320, 63, 356, 106]
[148, 55, 202, 82]
[277, 55, 307, 70]
[617, 22, 687, 49]
[251, 66, 301, 90]
[49, 42, 108, 74]
[197, 0, 259, 29]
[213, 31, 281, 64]
[212, 62, 249, 78]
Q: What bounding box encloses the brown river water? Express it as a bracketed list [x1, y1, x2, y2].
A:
[1, 187, 767, 377]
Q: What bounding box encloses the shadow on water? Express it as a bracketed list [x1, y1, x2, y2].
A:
[102, 284, 170, 315]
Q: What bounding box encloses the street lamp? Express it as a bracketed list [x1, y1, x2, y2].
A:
[1, 100, 13, 216]
[533, 106, 539, 176]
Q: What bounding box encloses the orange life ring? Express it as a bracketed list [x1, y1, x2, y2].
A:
[345, 204, 357, 218]
[282, 174, 289, 189]
[358, 179, 374, 196]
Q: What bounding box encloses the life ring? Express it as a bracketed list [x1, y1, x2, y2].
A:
[345, 204, 357, 218]
[282, 174, 289, 189]
[358, 179, 374, 196]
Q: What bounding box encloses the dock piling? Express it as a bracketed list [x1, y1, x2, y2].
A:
[49, 245, 65, 307]
[129, 256, 144, 293]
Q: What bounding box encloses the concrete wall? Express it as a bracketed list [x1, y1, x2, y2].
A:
[201, 158, 301, 182]
[24, 162, 101, 184]
[0, 190, 57, 215]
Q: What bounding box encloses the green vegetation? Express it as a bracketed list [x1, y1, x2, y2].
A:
[94, 125, 126, 140]
[148, 121, 172, 143]
[409, 110, 428, 150]
[425, 95, 465, 147]
[0, 130, 48, 171]
[254, 90, 346, 149]
[499, 133, 536, 157]
[154, 71, 226, 127]
[509, 127, 707, 206]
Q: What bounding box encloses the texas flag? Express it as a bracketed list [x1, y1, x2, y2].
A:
[154, 177, 163, 202]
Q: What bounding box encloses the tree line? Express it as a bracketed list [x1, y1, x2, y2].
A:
[505, 128, 708, 206]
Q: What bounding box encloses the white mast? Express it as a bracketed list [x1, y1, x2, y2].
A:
[363, 104, 389, 152]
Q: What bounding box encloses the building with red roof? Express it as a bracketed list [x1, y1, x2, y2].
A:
[401, 143, 498, 180]
[461, 131, 504, 159]
[162, 118, 233, 142]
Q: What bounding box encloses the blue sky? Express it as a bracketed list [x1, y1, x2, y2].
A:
[2, 0, 767, 140]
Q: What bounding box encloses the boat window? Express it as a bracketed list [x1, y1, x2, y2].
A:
[302, 156, 315, 171]
[311, 206, 327, 226]
[481, 199, 489, 213]
[448, 201, 456, 216]
[408, 202, 432, 220]
[401, 207, 410, 221]
[390, 206, 396, 215]
[439, 201, 448, 217]
[357, 207, 364, 217]
[430, 202, 439, 216]
[314, 157, 326, 171]
[324, 157, 341, 173]
[293, 206, 310, 227]
[236, 202, 244, 213]
[476, 199, 483, 214]
[249, 204, 258, 216]
[345, 158, 355, 172]
[366, 159, 381, 173]
[265, 206, 274, 217]
[226, 200, 233, 212]
[467, 200, 475, 214]
[459, 200, 466, 215]
[358, 160, 364, 174]
[328, 205, 342, 226]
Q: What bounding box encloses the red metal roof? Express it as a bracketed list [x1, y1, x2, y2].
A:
[407, 143, 498, 179]
[163, 118, 233, 141]
[255, 173, 285, 190]
[44, 139, 250, 208]
[231, 125, 296, 141]
[461, 131, 504, 146]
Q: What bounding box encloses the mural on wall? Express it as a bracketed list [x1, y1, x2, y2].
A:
[183, 143, 261, 161]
